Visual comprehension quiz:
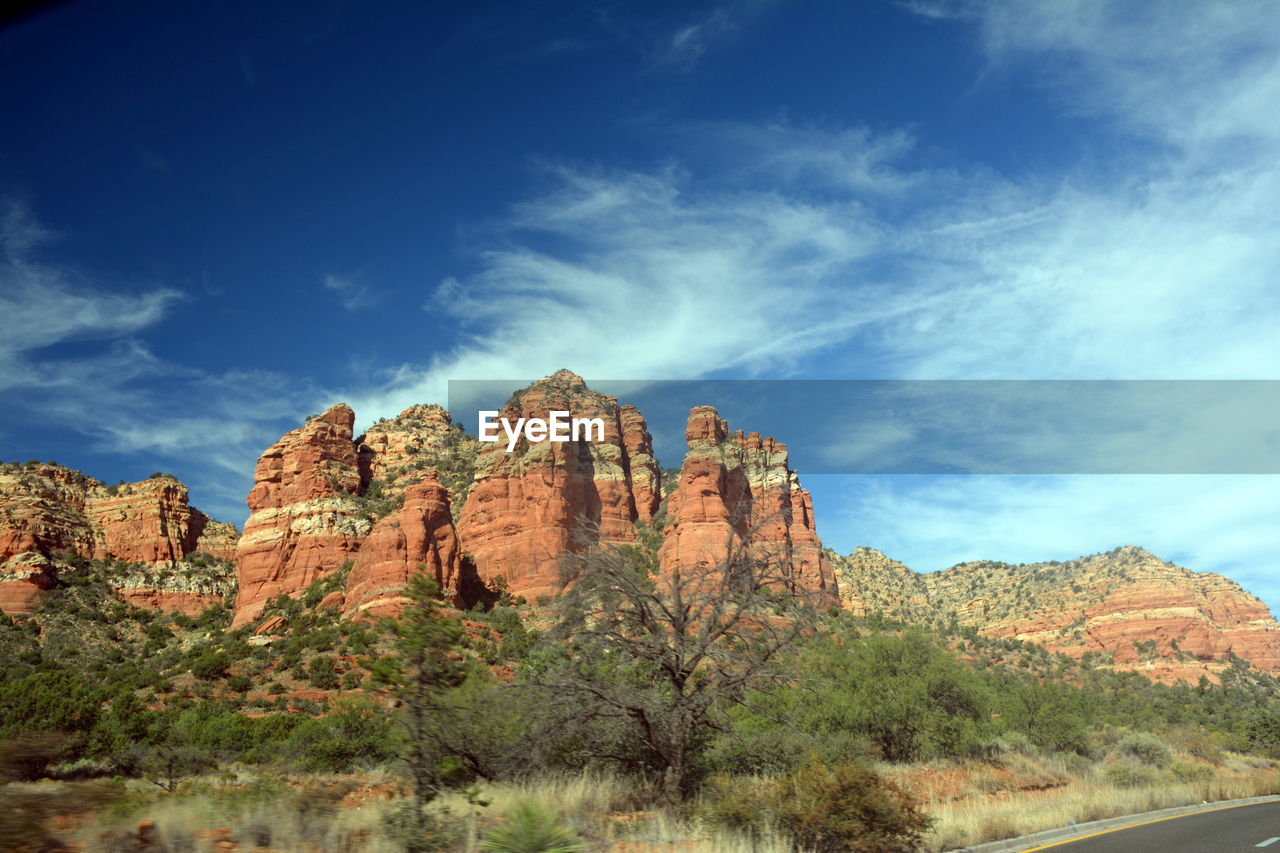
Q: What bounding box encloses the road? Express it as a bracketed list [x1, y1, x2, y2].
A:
[1023, 800, 1280, 852]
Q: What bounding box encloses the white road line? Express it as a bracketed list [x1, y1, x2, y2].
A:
[1256, 837, 1280, 847]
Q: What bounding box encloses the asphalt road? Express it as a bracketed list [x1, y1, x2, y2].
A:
[1025, 801, 1280, 852]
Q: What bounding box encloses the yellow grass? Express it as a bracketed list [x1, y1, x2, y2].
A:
[891, 751, 1280, 852]
[65, 750, 1280, 852]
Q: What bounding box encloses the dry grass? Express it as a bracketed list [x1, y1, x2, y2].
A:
[60, 749, 1280, 852]
[69, 770, 787, 852]
[74, 770, 404, 853]
[889, 749, 1280, 852]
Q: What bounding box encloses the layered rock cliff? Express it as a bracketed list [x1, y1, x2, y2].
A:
[233, 405, 371, 626]
[925, 546, 1280, 675]
[455, 370, 663, 603]
[0, 462, 237, 615]
[659, 406, 838, 605]
[233, 403, 485, 627]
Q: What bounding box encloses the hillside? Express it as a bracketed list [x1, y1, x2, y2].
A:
[834, 545, 1280, 683]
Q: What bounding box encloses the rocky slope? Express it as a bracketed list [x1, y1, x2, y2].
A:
[659, 406, 838, 605]
[831, 547, 931, 623]
[836, 544, 1280, 680]
[0, 462, 237, 615]
[455, 370, 662, 603]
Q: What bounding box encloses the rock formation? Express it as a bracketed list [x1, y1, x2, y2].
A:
[356, 403, 479, 520]
[233, 405, 371, 627]
[659, 406, 838, 605]
[233, 403, 487, 627]
[0, 462, 237, 615]
[923, 546, 1280, 675]
[834, 544, 1280, 681]
[343, 474, 481, 618]
[456, 370, 662, 603]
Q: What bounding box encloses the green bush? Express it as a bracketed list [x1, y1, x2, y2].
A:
[1117, 732, 1172, 768]
[772, 757, 931, 852]
[191, 651, 231, 680]
[1169, 761, 1215, 784]
[307, 655, 341, 690]
[282, 699, 397, 772]
[1103, 762, 1157, 788]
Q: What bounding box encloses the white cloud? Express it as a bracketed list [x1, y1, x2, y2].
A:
[647, 7, 737, 71]
[321, 272, 378, 311]
[0, 202, 319, 524]
[0, 204, 181, 384]
[343, 158, 905, 427]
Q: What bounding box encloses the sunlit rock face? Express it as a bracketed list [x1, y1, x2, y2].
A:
[659, 406, 838, 606]
[233, 405, 370, 627]
[456, 370, 663, 603]
[0, 463, 237, 615]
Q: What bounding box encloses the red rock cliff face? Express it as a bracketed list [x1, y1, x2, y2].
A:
[0, 463, 238, 616]
[85, 478, 199, 564]
[343, 474, 478, 619]
[456, 370, 662, 603]
[233, 403, 489, 628]
[659, 406, 838, 605]
[233, 405, 371, 627]
[354, 403, 479, 522]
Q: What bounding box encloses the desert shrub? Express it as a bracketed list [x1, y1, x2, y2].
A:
[789, 629, 988, 763]
[283, 698, 398, 772]
[701, 774, 775, 838]
[382, 800, 466, 852]
[479, 801, 585, 852]
[307, 655, 341, 690]
[1117, 732, 1172, 767]
[1103, 762, 1157, 788]
[772, 756, 931, 852]
[1169, 761, 1215, 784]
[1243, 708, 1280, 758]
[191, 650, 231, 680]
[981, 731, 1037, 759]
[1166, 726, 1227, 764]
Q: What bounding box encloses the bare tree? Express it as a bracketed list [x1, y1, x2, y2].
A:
[548, 518, 819, 802]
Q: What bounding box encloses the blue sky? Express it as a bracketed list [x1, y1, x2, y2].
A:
[4, 2, 1280, 612]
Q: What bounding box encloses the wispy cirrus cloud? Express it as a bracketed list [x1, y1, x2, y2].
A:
[648, 7, 736, 71]
[321, 272, 379, 311]
[0, 204, 181, 385]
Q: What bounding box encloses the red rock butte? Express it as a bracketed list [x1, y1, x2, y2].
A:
[659, 405, 838, 606]
[232, 399, 491, 628]
[456, 369, 663, 603]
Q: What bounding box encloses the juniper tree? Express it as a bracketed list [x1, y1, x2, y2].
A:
[365, 572, 469, 844]
[548, 520, 818, 802]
